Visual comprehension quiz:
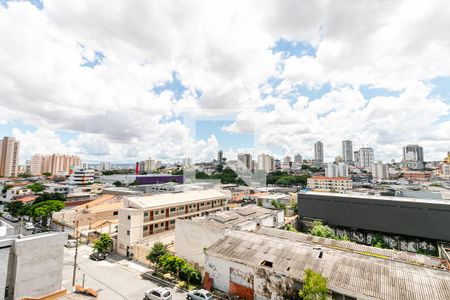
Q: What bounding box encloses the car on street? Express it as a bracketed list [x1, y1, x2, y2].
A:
[3, 214, 19, 222]
[65, 239, 78, 248]
[186, 289, 214, 300]
[89, 252, 108, 261]
[144, 287, 172, 300]
[24, 222, 35, 230]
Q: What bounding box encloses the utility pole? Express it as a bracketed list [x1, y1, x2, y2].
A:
[72, 219, 79, 287]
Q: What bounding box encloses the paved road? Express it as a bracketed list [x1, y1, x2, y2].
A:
[0, 216, 33, 235]
[63, 245, 188, 300]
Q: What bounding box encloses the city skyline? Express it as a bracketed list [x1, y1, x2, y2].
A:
[0, 1, 449, 164]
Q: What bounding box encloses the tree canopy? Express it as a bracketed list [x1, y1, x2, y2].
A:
[27, 183, 45, 193]
[299, 269, 328, 300]
[5, 201, 24, 217]
[93, 233, 113, 253]
[146, 242, 169, 266]
[309, 221, 335, 239]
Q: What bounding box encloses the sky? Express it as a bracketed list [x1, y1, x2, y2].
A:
[0, 0, 450, 164]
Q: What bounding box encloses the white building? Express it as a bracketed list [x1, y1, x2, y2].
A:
[442, 163, 450, 179]
[3, 186, 32, 202]
[402, 144, 424, 170]
[307, 176, 353, 191]
[30, 154, 81, 176]
[68, 168, 95, 185]
[0, 137, 20, 177]
[256, 193, 291, 209]
[116, 189, 227, 257]
[0, 229, 67, 300]
[293, 154, 303, 166]
[237, 153, 252, 170]
[257, 154, 274, 173]
[314, 141, 324, 163]
[355, 147, 374, 169]
[342, 140, 353, 164]
[175, 205, 284, 267]
[372, 160, 389, 180]
[325, 162, 349, 178]
[98, 162, 112, 171]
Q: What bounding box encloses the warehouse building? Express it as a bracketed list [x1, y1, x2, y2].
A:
[297, 191, 450, 242]
[205, 227, 450, 300]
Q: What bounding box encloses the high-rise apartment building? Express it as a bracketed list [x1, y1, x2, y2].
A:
[372, 160, 389, 180]
[293, 154, 303, 165]
[30, 154, 81, 176]
[257, 153, 274, 173]
[355, 147, 374, 169]
[402, 144, 424, 170]
[0, 137, 20, 177]
[98, 161, 112, 171]
[342, 140, 353, 164]
[237, 153, 252, 170]
[314, 141, 324, 163]
[217, 150, 223, 163]
[325, 162, 349, 177]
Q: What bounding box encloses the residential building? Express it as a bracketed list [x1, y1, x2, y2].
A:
[0, 137, 20, 177]
[307, 176, 352, 191]
[442, 163, 450, 179]
[217, 150, 223, 163]
[325, 162, 349, 177]
[257, 153, 274, 173]
[0, 230, 67, 300]
[116, 189, 227, 257]
[205, 227, 450, 300]
[293, 154, 302, 166]
[237, 153, 252, 170]
[256, 193, 291, 208]
[355, 147, 374, 168]
[68, 168, 95, 185]
[298, 191, 450, 242]
[30, 154, 81, 176]
[175, 205, 284, 267]
[3, 186, 32, 202]
[342, 140, 353, 164]
[98, 161, 111, 171]
[402, 144, 424, 170]
[371, 160, 389, 179]
[314, 141, 323, 163]
[402, 170, 432, 181]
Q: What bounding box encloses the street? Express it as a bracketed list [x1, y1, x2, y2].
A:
[63, 245, 188, 300]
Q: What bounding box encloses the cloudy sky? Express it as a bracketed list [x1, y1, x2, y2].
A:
[0, 0, 449, 164]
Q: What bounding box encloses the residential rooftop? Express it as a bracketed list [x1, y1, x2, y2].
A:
[207, 229, 450, 300]
[124, 189, 227, 209]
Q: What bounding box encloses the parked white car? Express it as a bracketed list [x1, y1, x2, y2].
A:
[65, 239, 78, 248]
[24, 222, 35, 230]
[144, 287, 172, 300]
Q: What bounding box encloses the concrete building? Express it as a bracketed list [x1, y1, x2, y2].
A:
[175, 205, 284, 267]
[0, 230, 67, 300]
[402, 144, 424, 170]
[342, 140, 353, 164]
[68, 168, 95, 185]
[298, 191, 450, 241]
[116, 190, 227, 257]
[98, 161, 111, 172]
[0, 137, 20, 177]
[325, 162, 349, 178]
[402, 170, 432, 181]
[293, 154, 302, 166]
[30, 154, 81, 176]
[2, 186, 32, 202]
[136, 174, 183, 185]
[217, 150, 223, 163]
[257, 154, 274, 173]
[237, 153, 252, 170]
[256, 193, 291, 209]
[133, 182, 213, 194]
[354, 147, 374, 169]
[307, 176, 352, 191]
[314, 141, 324, 163]
[205, 227, 450, 300]
[371, 160, 389, 180]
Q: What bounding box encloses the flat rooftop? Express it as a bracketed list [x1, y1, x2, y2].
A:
[301, 191, 450, 205]
[124, 189, 227, 209]
[207, 229, 450, 300]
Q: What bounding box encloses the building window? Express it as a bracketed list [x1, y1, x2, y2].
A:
[161, 222, 164, 227]
[143, 225, 148, 231]
[127, 215, 131, 220]
[113, 211, 118, 216]
[155, 224, 158, 228]
[126, 230, 130, 235]
[170, 207, 176, 212]
[144, 212, 149, 217]
[154, 210, 159, 215]
[179, 206, 184, 210]
[161, 209, 164, 214]
[170, 220, 175, 224]
[200, 203, 204, 206]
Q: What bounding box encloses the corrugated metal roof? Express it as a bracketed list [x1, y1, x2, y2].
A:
[207, 230, 450, 300]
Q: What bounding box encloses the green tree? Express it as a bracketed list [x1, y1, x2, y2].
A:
[5, 201, 24, 217]
[29, 200, 65, 226]
[27, 183, 45, 193]
[93, 233, 113, 253]
[146, 242, 169, 268]
[309, 221, 335, 239]
[2, 185, 13, 194]
[299, 269, 328, 300]
[372, 234, 389, 249]
[42, 172, 51, 177]
[34, 192, 66, 204]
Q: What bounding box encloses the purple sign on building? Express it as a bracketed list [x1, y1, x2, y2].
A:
[136, 175, 184, 185]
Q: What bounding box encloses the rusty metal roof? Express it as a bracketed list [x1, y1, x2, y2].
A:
[206, 230, 450, 300]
